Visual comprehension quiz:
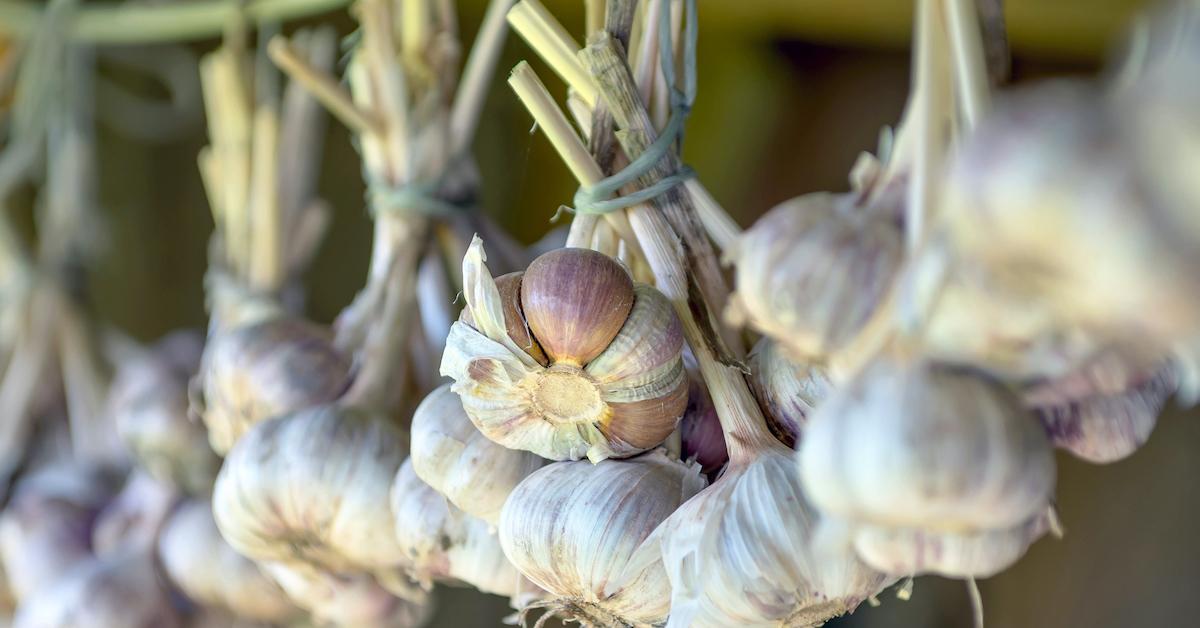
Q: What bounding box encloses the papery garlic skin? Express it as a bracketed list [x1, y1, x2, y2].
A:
[1028, 362, 1176, 464]
[747, 338, 832, 448]
[212, 405, 408, 573]
[110, 331, 220, 494]
[409, 384, 543, 524]
[728, 193, 903, 364]
[158, 499, 297, 622]
[646, 449, 888, 628]
[391, 460, 527, 597]
[800, 357, 1055, 531]
[499, 450, 705, 625]
[852, 513, 1051, 579]
[199, 316, 352, 454]
[442, 242, 688, 462]
[13, 550, 183, 628]
[261, 563, 432, 628]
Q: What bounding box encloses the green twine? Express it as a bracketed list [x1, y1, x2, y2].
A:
[558, 0, 699, 220]
[368, 179, 467, 218]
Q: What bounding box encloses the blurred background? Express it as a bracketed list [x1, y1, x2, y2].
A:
[5, 0, 1198, 626]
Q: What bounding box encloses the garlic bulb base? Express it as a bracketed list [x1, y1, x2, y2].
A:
[521, 598, 649, 628]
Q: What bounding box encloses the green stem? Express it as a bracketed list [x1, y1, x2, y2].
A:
[0, 0, 351, 45]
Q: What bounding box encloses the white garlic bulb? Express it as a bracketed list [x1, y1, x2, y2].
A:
[13, 550, 183, 628]
[157, 499, 298, 622]
[441, 238, 688, 462]
[747, 338, 832, 448]
[799, 356, 1055, 532]
[261, 563, 432, 628]
[391, 459, 530, 598]
[91, 470, 177, 556]
[728, 192, 903, 364]
[852, 512, 1052, 579]
[499, 450, 705, 625]
[1026, 359, 1176, 464]
[212, 405, 408, 574]
[109, 331, 220, 495]
[409, 384, 543, 524]
[198, 315, 352, 454]
[645, 447, 889, 628]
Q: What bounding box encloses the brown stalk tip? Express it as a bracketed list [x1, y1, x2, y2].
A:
[520, 248, 635, 365]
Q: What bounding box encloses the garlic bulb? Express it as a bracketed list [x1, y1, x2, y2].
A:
[409, 384, 543, 524]
[727, 193, 903, 364]
[0, 463, 118, 603]
[13, 550, 183, 628]
[499, 450, 705, 625]
[678, 377, 728, 476]
[441, 239, 688, 462]
[92, 470, 177, 555]
[937, 80, 1200, 345]
[262, 563, 432, 628]
[852, 512, 1052, 579]
[110, 331, 220, 494]
[645, 446, 889, 628]
[212, 405, 408, 574]
[1026, 360, 1176, 464]
[391, 459, 529, 598]
[799, 356, 1056, 532]
[746, 338, 832, 448]
[198, 315, 352, 454]
[158, 499, 297, 622]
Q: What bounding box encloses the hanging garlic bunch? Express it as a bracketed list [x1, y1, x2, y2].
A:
[409, 383, 544, 524]
[442, 239, 688, 462]
[392, 459, 535, 601]
[0, 463, 118, 604]
[197, 316, 352, 454]
[212, 404, 410, 576]
[109, 331, 220, 494]
[13, 550, 183, 628]
[499, 450, 705, 626]
[1024, 354, 1177, 464]
[747, 338, 833, 448]
[261, 563, 432, 628]
[799, 354, 1057, 578]
[727, 191, 904, 365]
[157, 499, 298, 623]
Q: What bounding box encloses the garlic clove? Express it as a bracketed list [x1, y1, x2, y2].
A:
[642, 448, 889, 628]
[460, 272, 549, 366]
[391, 459, 532, 599]
[799, 356, 1056, 531]
[198, 315, 352, 455]
[499, 450, 705, 626]
[158, 499, 298, 622]
[728, 192, 903, 364]
[519, 248, 635, 366]
[212, 405, 409, 574]
[1027, 361, 1176, 464]
[678, 376, 728, 477]
[747, 338, 832, 449]
[261, 562, 433, 628]
[852, 512, 1051, 579]
[409, 384, 544, 524]
[13, 550, 184, 628]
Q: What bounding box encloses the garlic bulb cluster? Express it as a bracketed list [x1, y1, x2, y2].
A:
[109, 331, 220, 495]
[391, 459, 530, 598]
[409, 384, 543, 524]
[1026, 358, 1177, 464]
[747, 338, 832, 448]
[13, 550, 183, 628]
[442, 239, 688, 462]
[499, 450, 705, 625]
[158, 499, 297, 622]
[262, 563, 432, 628]
[799, 355, 1056, 577]
[198, 315, 352, 454]
[212, 404, 408, 574]
[727, 192, 903, 364]
[648, 446, 890, 628]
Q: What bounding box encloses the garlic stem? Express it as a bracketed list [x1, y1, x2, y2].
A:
[507, 2, 599, 105]
[944, 0, 991, 129]
[585, 0, 604, 36]
[450, 0, 516, 155]
[267, 36, 380, 137]
[684, 178, 741, 252]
